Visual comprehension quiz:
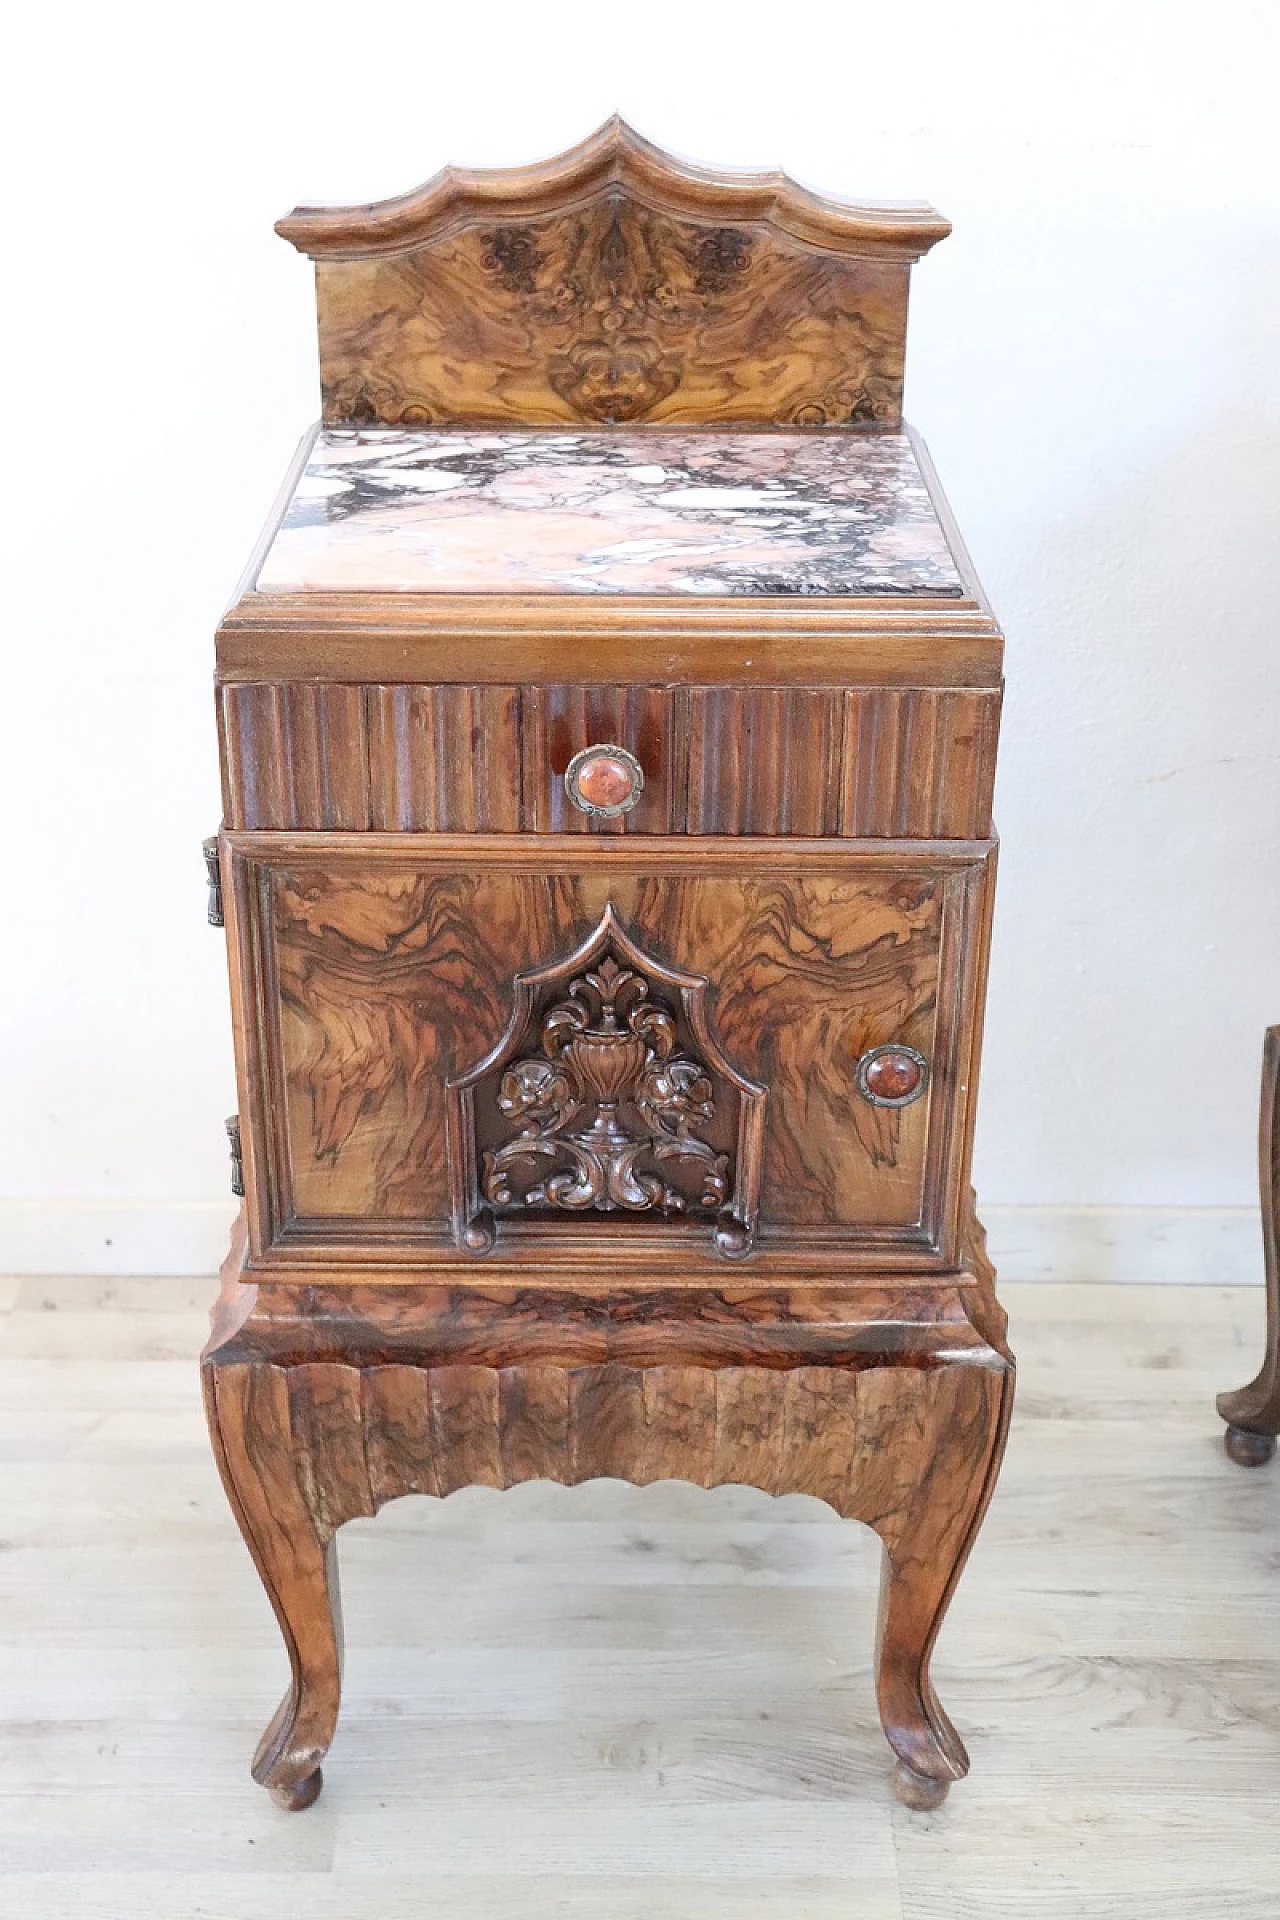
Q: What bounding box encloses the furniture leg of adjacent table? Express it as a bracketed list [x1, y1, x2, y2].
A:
[1219, 1026, 1280, 1466]
[202, 1276, 1013, 1814]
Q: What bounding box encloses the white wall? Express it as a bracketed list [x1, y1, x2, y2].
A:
[2, 1, 1277, 1276]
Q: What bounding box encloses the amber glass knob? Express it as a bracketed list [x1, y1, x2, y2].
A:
[855, 1043, 928, 1108]
[565, 743, 645, 818]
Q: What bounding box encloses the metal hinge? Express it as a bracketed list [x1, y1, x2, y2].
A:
[203, 835, 224, 928]
[226, 1115, 244, 1198]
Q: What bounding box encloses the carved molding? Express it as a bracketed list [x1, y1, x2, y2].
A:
[447, 905, 766, 1258]
[276, 116, 951, 264]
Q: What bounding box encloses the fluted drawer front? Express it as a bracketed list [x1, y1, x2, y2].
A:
[219, 682, 999, 836]
[686, 688, 843, 834]
[841, 688, 1000, 838]
[219, 684, 371, 830]
[367, 686, 522, 832]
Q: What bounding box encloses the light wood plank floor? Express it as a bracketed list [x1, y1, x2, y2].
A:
[1, 1278, 1278, 1917]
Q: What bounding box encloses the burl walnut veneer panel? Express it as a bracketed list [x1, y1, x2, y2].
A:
[217, 1345, 1003, 1516]
[220, 683, 999, 837]
[225, 838, 991, 1266]
[275, 121, 950, 431]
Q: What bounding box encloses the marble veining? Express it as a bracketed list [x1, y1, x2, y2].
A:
[254, 428, 965, 598]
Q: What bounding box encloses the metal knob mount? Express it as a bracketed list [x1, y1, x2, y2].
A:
[855, 1043, 928, 1109]
[203, 835, 224, 927]
[565, 743, 645, 818]
[226, 1115, 245, 1197]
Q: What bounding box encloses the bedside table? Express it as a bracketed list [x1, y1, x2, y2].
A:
[202, 118, 1014, 1815]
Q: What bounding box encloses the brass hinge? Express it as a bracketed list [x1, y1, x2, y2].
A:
[203, 835, 224, 927]
[226, 1115, 244, 1198]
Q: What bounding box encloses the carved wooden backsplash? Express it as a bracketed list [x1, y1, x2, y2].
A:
[276, 119, 950, 431]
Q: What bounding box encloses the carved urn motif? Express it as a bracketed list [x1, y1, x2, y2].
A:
[486, 951, 728, 1216]
[447, 905, 767, 1256]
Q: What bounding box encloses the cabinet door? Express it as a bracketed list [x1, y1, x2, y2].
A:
[225, 834, 993, 1277]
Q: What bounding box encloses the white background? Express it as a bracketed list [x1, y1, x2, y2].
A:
[2, 1, 1277, 1275]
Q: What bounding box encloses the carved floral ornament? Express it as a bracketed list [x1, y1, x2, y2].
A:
[485, 952, 727, 1215]
[446, 907, 766, 1258]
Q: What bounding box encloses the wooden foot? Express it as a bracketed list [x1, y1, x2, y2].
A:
[893, 1760, 950, 1810]
[268, 1768, 324, 1812]
[1219, 1028, 1280, 1460]
[203, 1361, 346, 1810]
[1224, 1425, 1277, 1468]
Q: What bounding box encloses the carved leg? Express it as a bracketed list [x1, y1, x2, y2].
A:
[846, 1361, 1013, 1809]
[203, 1361, 344, 1810]
[1219, 1027, 1280, 1465]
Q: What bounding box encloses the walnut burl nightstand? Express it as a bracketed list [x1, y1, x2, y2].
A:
[201, 119, 1014, 1816]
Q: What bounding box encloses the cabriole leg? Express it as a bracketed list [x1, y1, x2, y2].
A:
[203, 1361, 344, 1810]
[850, 1361, 1013, 1809]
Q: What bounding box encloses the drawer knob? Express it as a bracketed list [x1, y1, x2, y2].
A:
[565, 743, 645, 818]
[855, 1043, 928, 1108]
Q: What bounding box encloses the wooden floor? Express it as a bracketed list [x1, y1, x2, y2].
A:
[1, 1277, 1278, 1916]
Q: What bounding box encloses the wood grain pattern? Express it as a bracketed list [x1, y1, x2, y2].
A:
[277, 116, 952, 261]
[685, 688, 843, 835]
[634, 870, 944, 1232]
[203, 1361, 338, 1810]
[217, 682, 1000, 837]
[841, 688, 1000, 838]
[361, 1363, 438, 1500]
[265, 866, 541, 1226]
[212, 1276, 1008, 1371]
[275, 120, 949, 431]
[218, 684, 370, 830]
[366, 684, 522, 831]
[203, 1285, 1011, 1811]
[217, 589, 1003, 691]
[223, 838, 991, 1264]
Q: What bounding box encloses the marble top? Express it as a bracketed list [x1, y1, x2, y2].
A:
[254, 427, 964, 599]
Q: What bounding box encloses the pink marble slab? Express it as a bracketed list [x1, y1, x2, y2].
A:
[254, 427, 964, 598]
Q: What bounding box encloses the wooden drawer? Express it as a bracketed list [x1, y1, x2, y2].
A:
[223, 832, 993, 1276]
[218, 682, 1000, 838]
